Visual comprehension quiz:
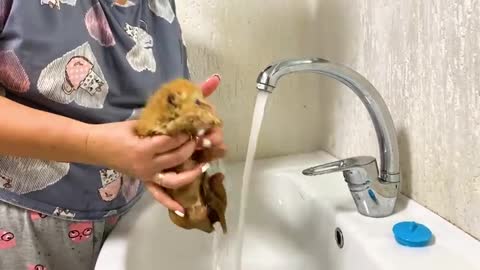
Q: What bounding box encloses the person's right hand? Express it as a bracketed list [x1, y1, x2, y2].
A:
[85, 120, 207, 214]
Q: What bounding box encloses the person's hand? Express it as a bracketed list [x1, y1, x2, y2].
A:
[195, 74, 227, 161]
[85, 120, 208, 214]
[91, 75, 226, 215]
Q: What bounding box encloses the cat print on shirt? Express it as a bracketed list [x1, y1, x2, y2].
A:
[63, 56, 105, 96]
[68, 222, 93, 244]
[85, 3, 115, 47]
[37, 42, 109, 109]
[121, 177, 140, 203]
[114, 0, 136, 7]
[40, 0, 76, 9]
[98, 169, 122, 202]
[27, 264, 47, 270]
[0, 0, 8, 30]
[0, 174, 12, 189]
[103, 210, 117, 217]
[98, 168, 139, 202]
[0, 156, 69, 194]
[124, 23, 156, 73]
[30, 211, 48, 221]
[0, 50, 30, 93]
[106, 215, 119, 226]
[0, 229, 16, 249]
[53, 207, 76, 219]
[148, 0, 175, 23]
[41, 0, 60, 9]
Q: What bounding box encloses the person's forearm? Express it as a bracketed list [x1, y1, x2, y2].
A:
[0, 97, 96, 164]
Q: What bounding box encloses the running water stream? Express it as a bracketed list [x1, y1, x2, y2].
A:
[233, 91, 270, 270]
[212, 91, 270, 270]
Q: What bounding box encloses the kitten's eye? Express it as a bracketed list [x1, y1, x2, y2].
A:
[68, 230, 80, 239]
[167, 94, 176, 106]
[1, 232, 14, 241]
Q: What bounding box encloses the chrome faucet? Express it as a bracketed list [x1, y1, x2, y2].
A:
[256, 58, 401, 217]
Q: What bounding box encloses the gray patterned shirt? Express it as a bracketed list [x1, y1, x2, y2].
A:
[0, 0, 189, 220]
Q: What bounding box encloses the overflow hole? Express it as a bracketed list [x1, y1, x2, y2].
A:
[335, 227, 344, 248]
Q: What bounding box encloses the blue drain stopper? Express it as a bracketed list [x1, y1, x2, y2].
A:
[392, 221, 432, 247]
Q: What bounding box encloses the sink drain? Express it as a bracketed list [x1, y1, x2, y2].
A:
[335, 227, 344, 248]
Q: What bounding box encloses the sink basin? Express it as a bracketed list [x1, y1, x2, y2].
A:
[95, 151, 480, 270]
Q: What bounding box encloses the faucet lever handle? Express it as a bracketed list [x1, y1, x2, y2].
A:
[302, 156, 379, 185]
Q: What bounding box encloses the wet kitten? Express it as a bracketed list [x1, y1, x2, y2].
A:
[135, 79, 227, 234]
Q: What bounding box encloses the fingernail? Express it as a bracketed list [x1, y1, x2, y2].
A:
[202, 138, 212, 148]
[197, 129, 206, 136]
[201, 163, 210, 173]
[212, 74, 221, 81]
[174, 210, 185, 217]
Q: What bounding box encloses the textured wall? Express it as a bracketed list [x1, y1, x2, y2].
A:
[319, 0, 480, 240]
[176, 0, 333, 160]
[177, 1, 480, 239]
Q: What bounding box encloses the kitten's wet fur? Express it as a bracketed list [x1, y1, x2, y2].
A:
[135, 79, 227, 234]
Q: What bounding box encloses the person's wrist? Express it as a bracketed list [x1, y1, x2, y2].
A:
[83, 121, 140, 175]
[83, 123, 114, 168]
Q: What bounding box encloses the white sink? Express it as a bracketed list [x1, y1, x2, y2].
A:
[95, 151, 480, 270]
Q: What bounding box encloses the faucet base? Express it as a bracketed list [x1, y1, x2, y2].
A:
[303, 156, 400, 218]
[350, 187, 398, 218]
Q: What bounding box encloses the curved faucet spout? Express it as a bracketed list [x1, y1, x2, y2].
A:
[256, 58, 400, 184]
